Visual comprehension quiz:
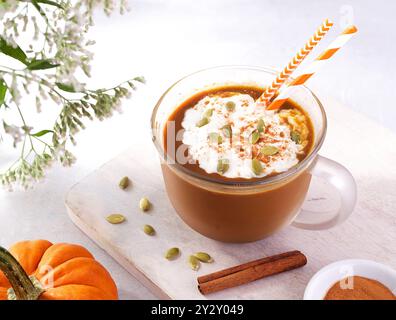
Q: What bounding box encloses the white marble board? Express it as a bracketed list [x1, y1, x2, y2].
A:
[65, 96, 396, 300]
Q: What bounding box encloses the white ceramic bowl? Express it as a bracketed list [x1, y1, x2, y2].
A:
[304, 259, 396, 300]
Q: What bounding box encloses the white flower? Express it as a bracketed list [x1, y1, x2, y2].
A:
[0, 0, 138, 190]
[3, 121, 24, 148]
[0, 1, 18, 20]
[9, 73, 21, 106]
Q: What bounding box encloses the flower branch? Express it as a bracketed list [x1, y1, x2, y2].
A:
[0, 0, 140, 189]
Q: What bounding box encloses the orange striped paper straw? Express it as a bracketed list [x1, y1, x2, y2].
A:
[267, 25, 358, 111]
[256, 19, 334, 107]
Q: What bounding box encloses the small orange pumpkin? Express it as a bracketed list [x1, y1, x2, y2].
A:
[0, 240, 118, 300]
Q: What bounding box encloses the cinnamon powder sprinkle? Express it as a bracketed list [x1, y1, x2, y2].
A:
[324, 276, 396, 300]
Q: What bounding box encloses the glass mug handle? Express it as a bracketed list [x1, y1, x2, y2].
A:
[292, 155, 357, 230]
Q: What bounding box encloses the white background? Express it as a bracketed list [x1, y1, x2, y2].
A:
[0, 0, 395, 299]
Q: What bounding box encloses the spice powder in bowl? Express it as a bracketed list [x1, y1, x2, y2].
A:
[324, 276, 396, 300]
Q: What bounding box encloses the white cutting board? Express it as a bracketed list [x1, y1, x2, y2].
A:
[65, 96, 396, 300]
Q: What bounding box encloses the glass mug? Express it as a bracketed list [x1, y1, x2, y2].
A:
[151, 66, 357, 243]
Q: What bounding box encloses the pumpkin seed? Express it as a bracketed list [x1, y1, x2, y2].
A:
[194, 252, 213, 263]
[225, 101, 235, 112]
[251, 159, 263, 175]
[203, 108, 214, 118]
[196, 117, 209, 128]
[291, 130, 301, 144]
[260, 145, 279, 156]
[257, 119, 265, 133]
[165, 247, 180, 260]
[209, 132, 223, 144]
[188, 255, 200, 271]
[221, 124, 232, 138]
[143, 224, 155, 236]
[139, 197, 151, 212]
[106, 214, 126, 224]
[118, 176, 130, 190]
[250, 130, 260, 144]
[217, 159, 230, 175]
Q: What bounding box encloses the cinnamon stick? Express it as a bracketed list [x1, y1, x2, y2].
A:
[197, 250, 307, 295]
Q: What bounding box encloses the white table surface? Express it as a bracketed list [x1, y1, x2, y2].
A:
[1, 0, 395, 300]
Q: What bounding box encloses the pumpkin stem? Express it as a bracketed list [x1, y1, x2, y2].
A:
[0, 246, 43, 300]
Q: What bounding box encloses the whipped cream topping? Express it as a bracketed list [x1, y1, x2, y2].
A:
[181, 92, 304, 178]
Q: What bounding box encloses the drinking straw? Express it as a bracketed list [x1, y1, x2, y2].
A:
[266, 25, 358, 111]
[256, 19, 334, 107]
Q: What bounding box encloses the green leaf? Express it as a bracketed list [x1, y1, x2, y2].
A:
[0, 79, 7, 107]
[31, 130, 54, 137]
[33, 0, 64, 9]
[56, 82, 76, 93]
[27, 59, 59, 70]
[30, 0, 45, 15]
[0, 37, 28, 65]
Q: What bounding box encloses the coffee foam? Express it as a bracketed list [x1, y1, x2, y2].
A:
[182, 93, 302, 178]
